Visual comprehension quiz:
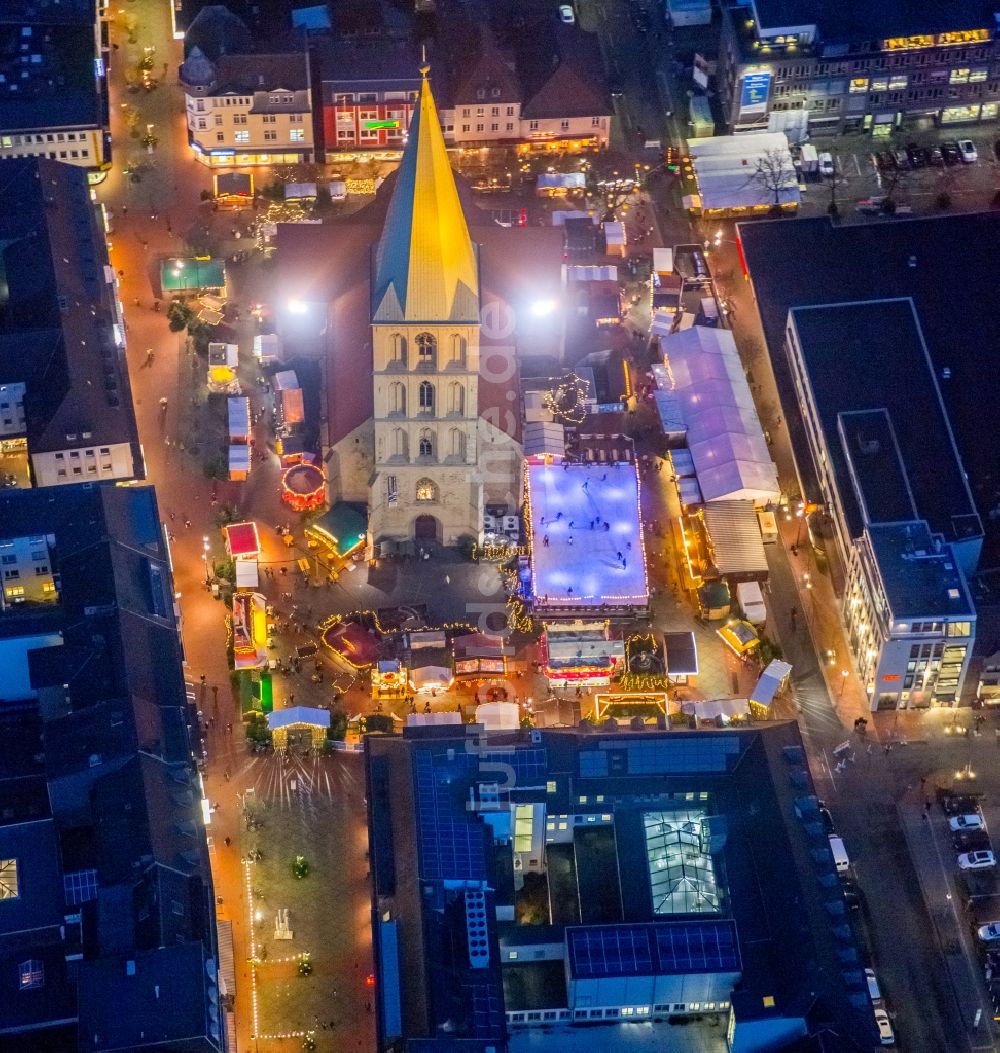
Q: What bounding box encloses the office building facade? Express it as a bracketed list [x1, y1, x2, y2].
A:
[718, 0, 1000, 134]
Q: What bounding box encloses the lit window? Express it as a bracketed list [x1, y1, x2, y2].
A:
[234, 131, 249, 143]
[415, 478, 437, 502]
[19, 960, 43, 990]
[546, 780, 556, 793]
[0, 859, 18, 899]
[290, 128, 305, 142]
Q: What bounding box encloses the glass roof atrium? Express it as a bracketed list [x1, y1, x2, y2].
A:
[644, 809, 720, 915]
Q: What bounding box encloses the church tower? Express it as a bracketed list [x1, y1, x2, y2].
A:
[368, 70, 487, 546]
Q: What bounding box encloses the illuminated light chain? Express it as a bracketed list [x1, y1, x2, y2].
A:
[542, 372, 589, 425]
[244, 860, 260, 1038]
[622, 634, 667, 692]
[319, 609, 478, 669]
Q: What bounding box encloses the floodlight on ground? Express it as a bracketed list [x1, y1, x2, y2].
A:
[288, 299, 308, 315]
[530, 298, 557, 318]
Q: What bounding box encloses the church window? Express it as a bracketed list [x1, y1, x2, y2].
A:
[447, 382, 464, 416]
[415, 478, 438, 502]
[389, 333, 406, 366]
[418, 380, 435, 412]
[450, 334, 466, 365]
[388, 382, 406, 415]
[449, 428, 466, 459]
[416, 332, 437, 367]
[391, 428, 408, 458]
[419, 429, 434, 457]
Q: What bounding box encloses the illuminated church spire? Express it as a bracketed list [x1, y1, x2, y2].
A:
[372, 68, 479, 323]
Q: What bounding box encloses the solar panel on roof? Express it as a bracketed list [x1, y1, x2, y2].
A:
[568, 921, 740, 978]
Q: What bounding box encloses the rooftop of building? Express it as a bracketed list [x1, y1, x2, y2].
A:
[518, 23, 611, 119]
[749, 0, 999, 41]
[315, 39, 425, 95]
[367, 724, 879, 1048]
[0, 159, 140, 459]
[867, 520, 975, 620]
[182, 4, 254, 61]
[193, 50, 311, 96]
[0, 0, 102, 133]
[788, 298, 978, 546]
[0, 484, 219, 1045]
[737, 213, 999, 564]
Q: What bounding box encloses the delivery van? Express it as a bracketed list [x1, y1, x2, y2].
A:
[829, 834, 850, 875]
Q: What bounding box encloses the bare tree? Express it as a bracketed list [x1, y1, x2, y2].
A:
[747, 148, 797, 211]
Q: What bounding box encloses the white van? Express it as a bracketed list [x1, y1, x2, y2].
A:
[736, 581, 767, 626]
[829, 834, 850, 875]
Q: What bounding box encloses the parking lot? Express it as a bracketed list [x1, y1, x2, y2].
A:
[799, 128, 1000, 219]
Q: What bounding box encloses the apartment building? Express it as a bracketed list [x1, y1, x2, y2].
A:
[0, 159, 141, 492]
[0, 0, 112, 182]
[316, 42, 424, 156]
[0, 484, 225, 1050]
[718, 0, 1000, 134]
[180, 49, 314, 167]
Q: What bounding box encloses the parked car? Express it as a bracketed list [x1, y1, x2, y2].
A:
[818, 152, 835, 177]
[856, 197, 886, 214]
[865, 967, 883, 1003]
[994, 138, 1000, 162]
[950, 814, 985, 832]
[875, 150, 896, 171]
[953, 829, 992, 852]
[928, 145, 944, 166]
[978, 922, 1000, 942]
[894, 149, 909, 169]
[941, 140, 962, 164]
[940, 791, 983, 816]
[959, 851, 996, 870]
[874, 1007, 896, 1046]
[959, 139, 978, 163]
[558, 3, 575, 22]
[906, 143, 927, 167]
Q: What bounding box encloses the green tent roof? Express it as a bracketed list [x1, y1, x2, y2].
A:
[160, 258, 226, 292]
[308, 502, 367, 555]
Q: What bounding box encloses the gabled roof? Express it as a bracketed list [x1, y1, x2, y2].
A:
[210, 52, 310, 95]
[520, 27, 611, 120]
[372, 71, 479, 323]
[449, 31, 520, 106]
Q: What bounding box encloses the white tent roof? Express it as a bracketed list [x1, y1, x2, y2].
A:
[475, 701, 520, 731]
[660, 326, 779, 502]
[750, 659, 793, 707]
[235, 560, 259, 589]
[681, 697, 749, 720]
[686, 132, 800, 211]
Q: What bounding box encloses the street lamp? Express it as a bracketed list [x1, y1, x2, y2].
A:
[839, 669, 849, 697]
[202, 536, 210, 585]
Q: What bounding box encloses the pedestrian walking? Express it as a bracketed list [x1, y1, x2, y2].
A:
[169, 511, 176, 521]
[567, 535, 574, 546]
[184, 519, 191, 529]
[226, 722, 232, 734]
[200, 674, 207, 685]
